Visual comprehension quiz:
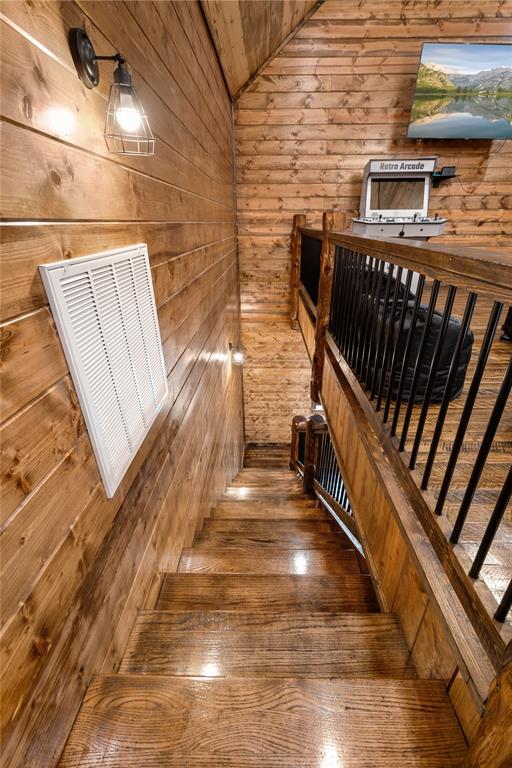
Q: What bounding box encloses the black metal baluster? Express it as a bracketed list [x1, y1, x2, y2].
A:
[469, 465, 512, 579]
[355, 257, 373, 377]
[391, 274, 426, 437]
[450, 355, 512, 543]
[495, 578, 512, 623]
[365, 260, 387, 391]
[334, 465, 342, 502]
[339, 249, 353, 356]
[376, 266, 403, 411]
[422, 293, 477, 490]
[409, 285, 457, 469]
[349, 253, 366, 368]
[334, 247, 346, 350]
[435, 302, 503, 515]
[344, 251, 359, 361]
[360, 258, 381, 382]
[329, 247, 343, 348]
[383, 270, 413, 423]
[330, 446, 337, 496]
[321, 434, 327, 486]
[399, 279, 440, 451]
[316, 433, 325, 486]
[371, 264, 397, 400]
[324, 444, 331, 491]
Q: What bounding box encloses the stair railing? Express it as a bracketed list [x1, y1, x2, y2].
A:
[290, 412, 356, 541]
[290, 213, 512, 661]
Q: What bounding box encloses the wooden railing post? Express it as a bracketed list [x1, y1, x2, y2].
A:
[461, 641, 512, 768]
[311, 210, 346, 402]
[303, 414, 325, 494]
[290, 415, 307, 470]
[290, 213, 306, 329]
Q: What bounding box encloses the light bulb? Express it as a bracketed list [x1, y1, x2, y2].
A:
[116, 107, 142, 132]
[232, 351, 244, 366]
[115, 87, 142, 132]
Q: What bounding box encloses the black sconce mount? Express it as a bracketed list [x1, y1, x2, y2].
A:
[432, 166, 457, 188]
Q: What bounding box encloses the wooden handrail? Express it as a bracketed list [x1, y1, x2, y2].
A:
[462, 641, 512, 768]
[298, 226, 512, 304]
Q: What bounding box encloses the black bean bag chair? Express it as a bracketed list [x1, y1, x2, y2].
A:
[357, 271, 473, 403]
[383, 301, 474, 403]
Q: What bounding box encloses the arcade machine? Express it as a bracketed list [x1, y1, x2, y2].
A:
[352, 157, 449, 240]
[350, 158, 474, 403]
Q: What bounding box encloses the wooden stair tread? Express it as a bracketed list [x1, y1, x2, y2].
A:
[194, 531, 347, 549]
[58, 676, 466, 767]
[195, 519, 350, 549]
[156, 574, 379, 612]
[121, 611, 415, 678]
[223, 488, 308, 500]
[211, 505, 326, 519]
[178, 547, 360, 574]
[215, 498, 320, 510]
[201, 519, 336, 533]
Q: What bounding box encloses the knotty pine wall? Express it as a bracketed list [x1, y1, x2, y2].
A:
[202, 0, 317, 95]
[235, 0, 512, 444]
[0, 2, 243, 766]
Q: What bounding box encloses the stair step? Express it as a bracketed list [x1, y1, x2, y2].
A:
[58, 676, 466, 767]
[156, 574, 379, 612]
[178, 546, 360, 574]
[195, 519, 349, 549]
[212, 502, 326, 520]
[229, 478, 301, 489]
[216, 497, 319, 511]
[121, 611, 416, 678]
[223, 488, 307, 500]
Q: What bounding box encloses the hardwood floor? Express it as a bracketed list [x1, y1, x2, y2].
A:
[58, 464, 466, 766]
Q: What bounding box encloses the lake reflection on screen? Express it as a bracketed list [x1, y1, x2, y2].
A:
[408, 94, 512, 139]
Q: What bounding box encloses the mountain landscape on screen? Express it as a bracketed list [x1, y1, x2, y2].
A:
[408, 43, 512, 139]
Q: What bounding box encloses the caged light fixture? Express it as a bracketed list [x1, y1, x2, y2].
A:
[69, 28, 155, 156]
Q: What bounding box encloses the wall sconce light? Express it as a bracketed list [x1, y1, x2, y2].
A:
[69, 28, 155, 156]
[229, 343, 244, 366]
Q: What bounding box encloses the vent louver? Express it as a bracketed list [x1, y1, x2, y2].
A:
[40, 244, 167, 497]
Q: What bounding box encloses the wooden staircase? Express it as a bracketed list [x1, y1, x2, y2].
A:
[58, 456, 467, 766]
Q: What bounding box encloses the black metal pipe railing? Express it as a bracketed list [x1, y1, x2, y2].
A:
[315, 430, 352, 516]
[322, 237, 512, 623]
[435, 301, 504, 515]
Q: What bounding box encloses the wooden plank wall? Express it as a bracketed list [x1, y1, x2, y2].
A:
[0, 2, 243, 767]
[202, 0, 317, 96]
[235, 0, 512, 444]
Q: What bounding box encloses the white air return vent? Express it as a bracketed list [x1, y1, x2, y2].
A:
[40, 244, 167, 498]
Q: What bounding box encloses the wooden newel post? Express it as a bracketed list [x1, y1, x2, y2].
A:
[461, 641, 512, 768]
[290, 213, 306, 329]
[310, 210, 345, 403]
[290, 415, 307, 470]
[303, 414, 325, 495]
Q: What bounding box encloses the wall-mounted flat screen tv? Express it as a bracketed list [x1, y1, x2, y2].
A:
[408, 43, 512, 140]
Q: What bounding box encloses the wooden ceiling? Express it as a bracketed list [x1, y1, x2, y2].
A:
[202, 0, 319, 96]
